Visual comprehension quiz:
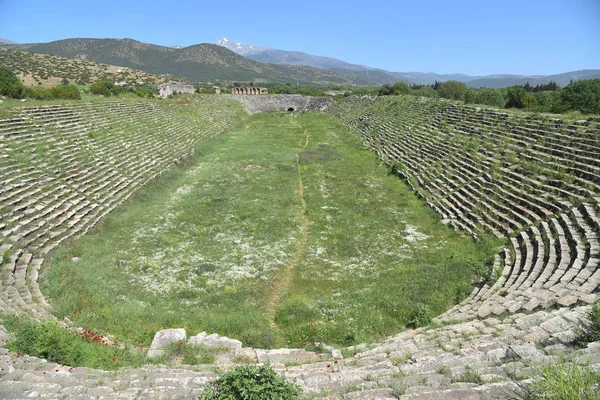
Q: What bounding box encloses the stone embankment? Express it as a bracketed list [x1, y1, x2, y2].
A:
[226, 94, 332, 113]
[0, 96, 599, 399]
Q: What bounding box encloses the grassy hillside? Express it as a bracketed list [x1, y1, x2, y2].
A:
[0, 49, 167, 87]
[21, 38, 366, 85]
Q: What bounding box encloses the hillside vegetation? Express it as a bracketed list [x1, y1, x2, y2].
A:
[16, 38, 365, 85]
[0, 49, 167, 87]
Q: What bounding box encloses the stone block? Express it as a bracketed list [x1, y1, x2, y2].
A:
[255, 348, 318, 364]
[147, 328, 186, 359]
[505, 344, 545, 361]
[187, 332, 242, 350]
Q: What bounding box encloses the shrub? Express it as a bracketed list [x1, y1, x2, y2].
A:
[408, 303, 434, 328]
[89, 80, 123, 97]
[436, 80, 468, 100]
[50, 85, 81, 100]
[379, 82, 411, 96]
[452, 366, 483, 384]
[201, 363, 302, 400]
[411, 86, 438, 98]
[0, 66, 24, 98]
[465, 88, 506, 108]
[561, 79, 600, 115]
[504, 85, 528, 108]
[577, 299, 600, 345]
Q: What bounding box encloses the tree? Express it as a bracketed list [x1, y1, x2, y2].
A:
[436, 80, 467, 100]
[89, 80, 122, 97]
[378, 84, 393, 96]
[60, 78, 70, 85]
[0, 66, 24, 98]
[476, 89, 505, 108]
[561, 79, 600, 114]
[504, 85, 527, 108]
[391, 81, 411, 95]
[378, 81, 411, 96]
[520, 92, 538, 108]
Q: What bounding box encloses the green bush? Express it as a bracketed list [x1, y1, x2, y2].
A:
[561, 79, 600, 115]
[464, 88, 506, 108]
[577, 299, 600, 345]
[202, 363, 302, 400]
[21, 85, 81, 100]
[0, 66, 24, 98]
[379, 82, 412, 96]
[50, 85, 81, 100]
[411, 86, 438, 98]
[89, 80, 123, 97]
[408, 303, 434, 328]
[504, 85, 528, 108]
[436, 80, 468, 100]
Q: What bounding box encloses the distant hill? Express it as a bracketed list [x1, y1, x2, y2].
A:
[6, 37, 598, 88]
[466, 70, 600, 88]
[16, 38, 364, 85]
[0, 38, 18, 44]
[0, 48, 167, 87]
[216, 37, 600, 87]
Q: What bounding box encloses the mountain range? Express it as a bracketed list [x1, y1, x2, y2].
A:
[2, 38, 365, 86]
[216, 37, 600, 88]
[2, 36, 598, 88]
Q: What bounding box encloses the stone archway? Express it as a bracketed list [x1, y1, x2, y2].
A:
[287, 107, 295, 112]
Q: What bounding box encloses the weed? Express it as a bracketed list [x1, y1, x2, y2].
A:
[452, 366, 483, 384]
[576, 298, 600, 345]
[201, 363, 302, 400]
[2, 316, 146, 370]
[2, 248, 12, 265]
[150, 341, 214, 365]
[390, 381, 407, 397]
[511, 362, 600, 400]
[437, 364, 451, 376]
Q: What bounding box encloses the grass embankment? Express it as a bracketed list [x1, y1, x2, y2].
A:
[43, 111, 498, 351]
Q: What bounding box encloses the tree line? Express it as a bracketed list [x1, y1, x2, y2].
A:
[378, 79, 600, 115]
[0, 66, 81, 100]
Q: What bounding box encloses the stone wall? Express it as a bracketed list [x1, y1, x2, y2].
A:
[226, 94, 333, 113]
[158, 82, 195, 98]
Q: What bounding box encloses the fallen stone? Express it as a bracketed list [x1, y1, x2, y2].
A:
[147, 328, 186, 359]
[255, 348, 318, 364]
[505, 344, 545, 362]
[234, 347, 258, 363]
[187, 332, 242, 350]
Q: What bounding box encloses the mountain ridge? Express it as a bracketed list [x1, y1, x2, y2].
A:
[10, 38, 365, 86]
[215, 37, 600, 87]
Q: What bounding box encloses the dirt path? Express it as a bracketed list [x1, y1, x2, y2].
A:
[265, 128, 311, 335]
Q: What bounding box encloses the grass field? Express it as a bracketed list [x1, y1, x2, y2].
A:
[43, 110, 498, 350]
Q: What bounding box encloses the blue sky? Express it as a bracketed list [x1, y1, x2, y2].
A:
[0, 0, 598, 76]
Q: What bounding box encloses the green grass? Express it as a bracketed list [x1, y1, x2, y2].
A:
[515, 361, 600, 400]
[43, 110, 498, 351]
[2, 315, 220, 370]
[451, 366, 483, 384]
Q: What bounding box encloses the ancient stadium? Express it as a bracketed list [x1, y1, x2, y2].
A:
[0, 93, 599, 399]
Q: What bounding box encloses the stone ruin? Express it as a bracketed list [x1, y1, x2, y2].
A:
[227, 93, 333, 113]
[157, 82, 195, 98]
[231, 86, 268, 95]
[0, 96, 599, 399]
